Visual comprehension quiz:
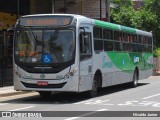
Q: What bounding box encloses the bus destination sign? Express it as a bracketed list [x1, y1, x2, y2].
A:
[20, 16, 72, 26]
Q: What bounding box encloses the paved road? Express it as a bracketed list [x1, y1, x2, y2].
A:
[0, 76, 160, 120]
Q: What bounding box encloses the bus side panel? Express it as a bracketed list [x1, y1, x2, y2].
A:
[139, 69, 153, 80]
[139, 53, 153, 80]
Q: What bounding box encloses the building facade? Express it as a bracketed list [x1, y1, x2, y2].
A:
[0, 0, 109, 31]
[0, 0, 110, 87]
[133, 0, 144, 10]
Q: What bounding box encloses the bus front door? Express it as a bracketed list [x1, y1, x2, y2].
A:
[79, 32, 93, 91]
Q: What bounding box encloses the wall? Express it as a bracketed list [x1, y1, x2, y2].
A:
[30, 0, 52, 14]
[54, 0, 107, 20]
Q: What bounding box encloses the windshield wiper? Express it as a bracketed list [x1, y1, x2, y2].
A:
[49, 30, 59, 47]
[27, 28, 39, 51]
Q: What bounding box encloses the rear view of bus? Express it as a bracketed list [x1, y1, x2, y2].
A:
[13, 14, 80, 97]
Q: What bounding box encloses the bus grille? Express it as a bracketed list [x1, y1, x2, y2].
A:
[21, 81, 67, 89]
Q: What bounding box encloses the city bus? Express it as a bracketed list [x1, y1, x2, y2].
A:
[13, 14, 153, 98]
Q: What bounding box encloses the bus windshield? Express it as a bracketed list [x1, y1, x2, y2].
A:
[15, 28, 75, 64]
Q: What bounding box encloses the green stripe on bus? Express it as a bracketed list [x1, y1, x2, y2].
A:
[120, 26, 136, 34]
[94, 20, 120, 30]
[106, 52, 153, 72]
[107, 52, 135, 71]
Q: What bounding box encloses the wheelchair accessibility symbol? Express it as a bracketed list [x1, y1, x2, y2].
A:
[43, 54, 52, 63]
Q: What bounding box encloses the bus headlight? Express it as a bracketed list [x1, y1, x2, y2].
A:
[70, 68, 77, 76]
[14, 70, 22, 78]
[69, 72, 74, 76]
[64, 68, 77, 79]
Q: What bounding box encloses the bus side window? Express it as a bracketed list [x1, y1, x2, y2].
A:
[80, 32, 92, 54]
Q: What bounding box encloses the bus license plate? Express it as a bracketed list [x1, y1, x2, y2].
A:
[37, 81, 48, 86]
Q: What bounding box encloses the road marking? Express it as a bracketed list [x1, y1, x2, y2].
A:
[142, 94, 160, 100]
[65, 117, 80, 120]
[96, 109, 107, 111]
[74, 99, 112, 105]
[9, 106, 35, 111]
[65, 109, 107, 120]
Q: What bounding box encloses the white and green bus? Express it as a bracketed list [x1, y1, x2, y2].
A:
[13, 14, 153, 98]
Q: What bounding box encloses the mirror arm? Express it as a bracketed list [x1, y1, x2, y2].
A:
[80, 27, 86, 35]
[7, 26, 15, 32]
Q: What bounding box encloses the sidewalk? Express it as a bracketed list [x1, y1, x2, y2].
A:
[0, 86, 30, 97]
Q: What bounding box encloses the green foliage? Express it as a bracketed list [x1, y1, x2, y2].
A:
[111, 0, 160, 47]
[141, 0, 159, 46]
[153, 48, 160, 57]
[111, 6, 135, 27]
[111, 0, 135, 27]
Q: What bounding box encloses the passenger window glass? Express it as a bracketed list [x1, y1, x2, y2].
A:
[114, 31, 120, 41]
[104, 41, 113, 51]
[114, 42, 122, 51]
[103, 29, 112, 40]
[94, 40, 103, 51]
[123, 43, 131, 51]
[132, 44, 138, 52]
[123, 33, 130, 42]
[93, 27, 102, 38]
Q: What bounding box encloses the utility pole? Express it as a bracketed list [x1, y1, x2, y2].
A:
[64, 0, 67, 13]
[100, 0, 102, 20]
[106, 0, 110, 22]
[17, 0, 19, 19]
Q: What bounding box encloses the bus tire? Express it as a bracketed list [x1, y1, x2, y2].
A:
[87, 79, 98, 98]
[38, 91, 52, 98]
[129, 70, 138, 88]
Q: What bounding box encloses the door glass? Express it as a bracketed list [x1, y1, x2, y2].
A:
[80, 32, 92, 54]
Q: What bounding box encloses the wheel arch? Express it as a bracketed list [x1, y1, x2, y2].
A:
[94, 69, 102, 88]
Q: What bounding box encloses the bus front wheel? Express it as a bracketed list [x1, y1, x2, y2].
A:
[87, 79, 98, 98]
[38, 91, 52, 98]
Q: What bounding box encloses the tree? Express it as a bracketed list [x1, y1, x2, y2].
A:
[142, 0, 160, 47]
[110, 0, 159, 46]
[110, 0, 135, 27]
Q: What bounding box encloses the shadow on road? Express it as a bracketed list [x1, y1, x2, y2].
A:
[1, 83, 149, 105]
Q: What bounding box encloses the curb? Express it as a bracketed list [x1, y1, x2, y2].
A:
[153, 70, 160, 75]
[153, 72, 160, 76]
[0, 91, 32, 97]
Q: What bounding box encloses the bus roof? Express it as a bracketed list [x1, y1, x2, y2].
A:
[20, 14, 85, 18]
[92, 19, 152, 37]
[19, 14, 152, 37]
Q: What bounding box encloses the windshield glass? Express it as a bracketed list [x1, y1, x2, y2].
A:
[15, 28, 75, 64]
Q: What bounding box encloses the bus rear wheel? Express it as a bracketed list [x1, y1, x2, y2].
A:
[38, 91, 52, 98]
[129, 70, 138, 88]
[87, 79, 98, 98]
